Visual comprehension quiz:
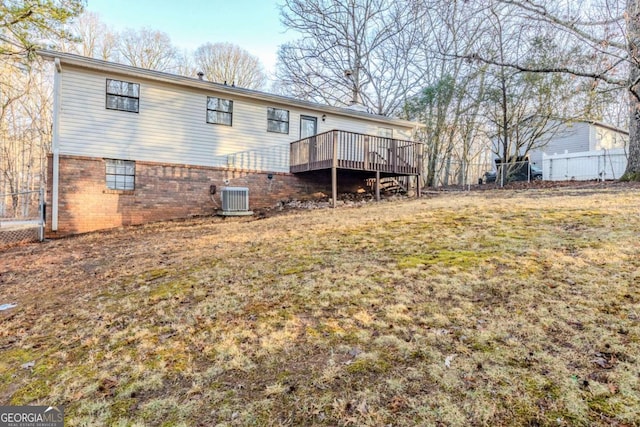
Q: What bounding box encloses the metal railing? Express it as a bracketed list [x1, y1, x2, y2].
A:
[426, 160, 541, 189]
[494, 160, 541, 187]
[426, 160, 495, 188]
[0, 189, 45, 248]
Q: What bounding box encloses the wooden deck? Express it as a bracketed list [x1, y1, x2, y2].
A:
[290, 130, 422, 176]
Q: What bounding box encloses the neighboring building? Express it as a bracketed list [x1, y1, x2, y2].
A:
[528, 121, 628, 167]
[542, 148, 627, 181]
[39, 51, 422, 236]
[487, 121, 629, 182]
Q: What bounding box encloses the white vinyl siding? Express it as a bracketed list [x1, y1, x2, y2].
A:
[58, 65, 415, 173]
[592, 126, 628, 151]
[529, 122, 628, 167]
[378, 127, 393, 138]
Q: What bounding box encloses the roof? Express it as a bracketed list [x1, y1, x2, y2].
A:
[577, 120, 629, 135]
[38, 50, 423, 129]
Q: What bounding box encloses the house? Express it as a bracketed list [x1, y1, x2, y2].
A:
[528, 121, 628, 181]
[38, 51, 423, 236]
[528, 121, 628, 167]
[487, 120, 629, 182]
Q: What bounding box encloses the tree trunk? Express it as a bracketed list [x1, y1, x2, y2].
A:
[627, 93, 640, 179]
[426, 155, 437, 187]
[626, 0, 640, 180]
[443, 154, 452, 186]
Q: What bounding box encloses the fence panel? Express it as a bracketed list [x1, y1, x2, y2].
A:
[543, 149, 627, 181]
[0, 189, 45, 248]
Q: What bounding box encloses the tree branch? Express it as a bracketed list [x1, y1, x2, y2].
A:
[463, 52, 628, 87]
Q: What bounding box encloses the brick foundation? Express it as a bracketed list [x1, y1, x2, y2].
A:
[46, 155, 368, 237]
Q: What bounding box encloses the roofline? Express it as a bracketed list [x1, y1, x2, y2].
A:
[37, 49, 424, 129]
[577, 120, 629, 135]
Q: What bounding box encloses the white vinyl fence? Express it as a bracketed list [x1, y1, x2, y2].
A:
[542, 148, 627, 181]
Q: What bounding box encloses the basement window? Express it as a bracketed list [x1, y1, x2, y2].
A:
[207, 96, 233, 126]
[106, 79, 140, 113]
[267, 107, 289, 134]
[105, 159, 135, 190]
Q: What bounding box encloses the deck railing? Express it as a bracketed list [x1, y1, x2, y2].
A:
[290, 130, 422, 175]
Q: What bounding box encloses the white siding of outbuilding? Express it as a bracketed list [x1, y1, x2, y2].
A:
[529, 122, 628, 168]
[591, 126, 628, 151]
[57, 65, 415, 173]
[529, 123, 589, 167]
[538, 123, 590, 156]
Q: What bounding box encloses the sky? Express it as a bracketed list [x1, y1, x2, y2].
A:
[85, 0, 297, 77]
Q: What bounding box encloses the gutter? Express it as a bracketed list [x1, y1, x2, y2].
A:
[51, 57, 62, 231]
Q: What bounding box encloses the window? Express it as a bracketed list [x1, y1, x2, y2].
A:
[378, 127, 393, 138]
[106, 79, 139, 113]
[105, 159, 135, 190]
[267, 107, 289, 134]
[207, 97, 233, 126]
[300, 115, 317, 139]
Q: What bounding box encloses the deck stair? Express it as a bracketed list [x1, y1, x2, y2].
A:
[366, 177, 407, 194]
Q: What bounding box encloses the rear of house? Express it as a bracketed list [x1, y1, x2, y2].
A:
[41, 51, 422, 236]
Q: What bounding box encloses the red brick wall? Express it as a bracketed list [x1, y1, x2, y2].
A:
[46, 155, 364, 237]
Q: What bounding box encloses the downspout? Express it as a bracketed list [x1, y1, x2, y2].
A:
[51, 57, 62, 231]
[414, 124, 422, 198]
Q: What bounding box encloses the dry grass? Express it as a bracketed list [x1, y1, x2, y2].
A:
[1, 184, 639, 426]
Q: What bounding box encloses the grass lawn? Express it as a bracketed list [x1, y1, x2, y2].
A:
[1, 184, 639, 426]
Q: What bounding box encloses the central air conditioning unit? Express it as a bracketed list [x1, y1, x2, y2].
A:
[218, 187, 253, 216]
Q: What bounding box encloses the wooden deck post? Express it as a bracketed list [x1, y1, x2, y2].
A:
[332, 131, 338, 208]
[364, 136, 369, 170]
[417, 150, 423, 199]
[391, 139, 397, 173]
[375, 170, 381, 202]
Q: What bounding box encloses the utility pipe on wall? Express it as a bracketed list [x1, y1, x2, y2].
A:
[51, 58, 62, 231]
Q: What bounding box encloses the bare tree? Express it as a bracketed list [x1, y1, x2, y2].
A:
[277, 0, 428, 115]
[0, 59, 28, 202]
[117, 27, 179, 72]
[57, 11, 118, 61]
[468, 0, 640, 180]
[403, 1, 592, 187]
[478, 5, 581, 166]
[0, 0, 79, 209]
[403, 1, 491, 187]
[0, 57, 51, 216]
[175, 48, 197, 79]
[193, 42, 267, 89]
